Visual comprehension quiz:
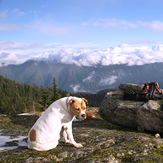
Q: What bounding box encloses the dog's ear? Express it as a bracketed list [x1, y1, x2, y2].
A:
[82, 98, 88, 104]
[69, 99, 76, 105]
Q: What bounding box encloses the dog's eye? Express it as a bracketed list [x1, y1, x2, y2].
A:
[76, 108, 80, 111]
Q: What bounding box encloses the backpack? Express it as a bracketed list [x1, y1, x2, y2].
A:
[123, 82, 163, 101]
[141, 82, 163, 100]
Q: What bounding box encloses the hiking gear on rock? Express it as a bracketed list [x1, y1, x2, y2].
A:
[123, 82, 163, 101]
[141, 82, 163, 100]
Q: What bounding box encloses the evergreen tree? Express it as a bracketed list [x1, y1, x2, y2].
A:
[52, 78, 61, 102]
[40, 87, 52, 110]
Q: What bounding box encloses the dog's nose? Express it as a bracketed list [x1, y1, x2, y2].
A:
[81, 114, 86, 118]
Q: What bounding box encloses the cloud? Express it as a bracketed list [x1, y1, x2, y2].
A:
[70, 84, 86, 93]
[0, 9, 68, 35]
[83, 18, 138, 29]
[30, 22, 68, 35]
[83, 18, 163, 32]
[148, 21, 163, 32]
[26, 18, 70, 35]
[1, 42, 163, 67]
[0, 42, 49, 65]
[85, 18, 137, 28]
[12, 9, 25, 16]
[0, 11, 7, 18]
[124, 40, 156, 44]
[0, 22, 68, 35]
[0, 9, 25, 17]
[0, 24, 21, 31]
[0, 41, 45, 50]
[83, 71, 95, 82]
[100, 75, 118, 85]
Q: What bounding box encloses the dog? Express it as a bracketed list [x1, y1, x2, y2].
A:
[28, 96, 88, 151]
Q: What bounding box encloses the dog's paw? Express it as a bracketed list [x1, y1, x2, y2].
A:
[65, 140, 71, 144]
[74, 143, 83, 148]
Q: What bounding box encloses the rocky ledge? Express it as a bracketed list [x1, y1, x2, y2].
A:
[99, 83, 163, 134]
[0, 107, 163, 163]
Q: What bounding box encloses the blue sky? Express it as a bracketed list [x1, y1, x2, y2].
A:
[0, 0, 163, 66]
[1, 0, 163, 47]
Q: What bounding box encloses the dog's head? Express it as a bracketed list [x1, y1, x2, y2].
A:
[69, 98, 88, 120]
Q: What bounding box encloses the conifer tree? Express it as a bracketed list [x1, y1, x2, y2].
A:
[52, 78, 61, 102]
[40, 87, 51, 110]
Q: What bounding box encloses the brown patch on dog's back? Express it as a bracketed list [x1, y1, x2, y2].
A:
[30, 129, 36, 141]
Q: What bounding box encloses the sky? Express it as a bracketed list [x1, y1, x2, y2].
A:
[0, 0, 163, 66]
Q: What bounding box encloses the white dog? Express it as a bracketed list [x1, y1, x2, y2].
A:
[28, 96, 88, 151]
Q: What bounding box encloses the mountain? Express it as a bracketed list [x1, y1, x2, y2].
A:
[0, 60, 163, 93]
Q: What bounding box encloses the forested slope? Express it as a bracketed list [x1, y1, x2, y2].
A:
[0, 75, 112, 115]
[0, 75, 57, 115]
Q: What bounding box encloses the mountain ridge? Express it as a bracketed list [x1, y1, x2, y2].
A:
[0, 60, 163, 93]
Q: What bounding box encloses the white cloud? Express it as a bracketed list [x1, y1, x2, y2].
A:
[0, 11, 8, 18]
[0, 17, 68, 35]
[12, 9, 25, 16]
[1, 42, 163, 67]
[28, 20, 69, 35]
[0, 24, 21, 31]
[83, 71, 95, 82]
[100, 75, 118, 85]
[87, 18, 137, 29]
[83, 18, 163, 32]
[31, 24, 68, 35]
[125, 40, 156, 44]
[0, 9, 25, 18]
[148, 21, 163, 32]
[70, 84, 83, 93]
[0, 41, 44, 50]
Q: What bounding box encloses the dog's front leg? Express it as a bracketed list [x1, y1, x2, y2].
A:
[63, 123, 83, 148]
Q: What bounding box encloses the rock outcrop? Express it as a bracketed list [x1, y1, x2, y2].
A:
[1, 109, 163, 162]
[99, 83, 163, 134]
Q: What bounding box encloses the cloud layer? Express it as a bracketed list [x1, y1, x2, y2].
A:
[1, 42, 163, 67]
[83, 19, 163, 32]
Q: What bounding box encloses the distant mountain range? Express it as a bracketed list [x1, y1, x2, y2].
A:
[0, 60, 163, 93]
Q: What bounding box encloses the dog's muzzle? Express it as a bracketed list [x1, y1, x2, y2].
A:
[81, 114, 86, 118]
[79, 112, 86, 120]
